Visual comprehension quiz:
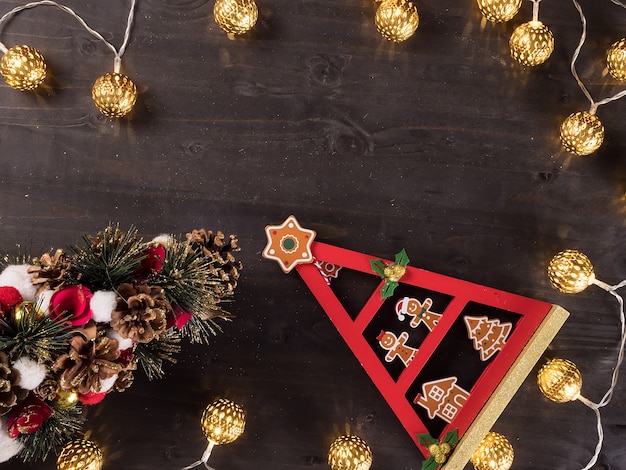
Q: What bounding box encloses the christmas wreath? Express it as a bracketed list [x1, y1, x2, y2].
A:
[0, 225, 242, 463]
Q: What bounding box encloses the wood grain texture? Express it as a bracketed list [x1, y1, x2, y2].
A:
[1, 0, 625, 468]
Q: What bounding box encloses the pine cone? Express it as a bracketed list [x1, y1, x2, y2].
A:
[27, 249, 71, 295]
[186, 229, 243, 298]
[33, 372, 60, 401]
[110, 283, 169, 343]
[114, 369, 135, 392]
[0, 352, 28, 414]
[55, 334, 122, 394]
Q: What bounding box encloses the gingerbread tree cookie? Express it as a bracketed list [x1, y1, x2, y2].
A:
[464, 315, 512, 361]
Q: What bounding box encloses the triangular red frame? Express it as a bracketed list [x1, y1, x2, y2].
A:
[294, 241, 568, 466]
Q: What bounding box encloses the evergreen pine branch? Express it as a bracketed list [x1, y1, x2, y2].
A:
[69, 224, 145, 290]
[181, 314, 228, 345]
[0, 306, 73, 363]
[18, 403, 85, 463]
[134, 330, 182, 380]
[151, 240, 224, 313]
[0, 247, 32, 270]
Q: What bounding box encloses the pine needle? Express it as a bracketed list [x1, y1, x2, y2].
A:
[69, 224, 145, 290]
[0, 246, 32, 270]
[18, 404, 85, 463]
[134, 330, 182, 380]
[0, 305, 73, 363]
[181, 314, 228, 345]
[151, 239, 222, 313]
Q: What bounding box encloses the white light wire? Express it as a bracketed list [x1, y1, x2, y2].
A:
[574, 277, 626, 470]
[180, 441, 216, 470]
[577, 395, 603, 470]
[0, 0, 136, 72]
[570, 0, 626, 114]
[530, 0, 541, 22]
[590, 278, 626, 407]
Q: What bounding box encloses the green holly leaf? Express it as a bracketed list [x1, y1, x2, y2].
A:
[443, 429, 459, 446]
[381, 280, 399, 298]
[370, 259, 386, 278]
[417, 433, 438, 446]
[421, 457, 438, 470]
[395, 248, 410, 267]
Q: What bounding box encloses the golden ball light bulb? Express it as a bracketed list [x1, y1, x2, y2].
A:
[559, 111, 604, 156]
[375, 0, 419, 43]
[606, 38, 626, 81]
[476, 0, 522, 23]
[547, 249, 595, 294]
[91, 72, 137, 118]
[57, 439, 103, 470]
[327, 435, 373, 470]
[537, 358, 582, 402]
[509, 21, 554, 66]
[0, 45, 47, 91]
[214, 0, 258, 35]
[201, 398, 246, 445]
[470, 432, 514, 470]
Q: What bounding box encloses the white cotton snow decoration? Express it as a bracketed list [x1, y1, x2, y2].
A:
[35, 289, 54, 316]
[90, 290, 117, 323]
[0, 265, 37, 301]
[12, 356, 48, 390]
[152, 234, 174, 247]
[0, 417, 23, 463]
[106, 328, 133, 350]
[97, 374, 118, 393]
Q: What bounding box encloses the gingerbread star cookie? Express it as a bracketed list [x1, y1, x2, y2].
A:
[263, 215, 316, 273]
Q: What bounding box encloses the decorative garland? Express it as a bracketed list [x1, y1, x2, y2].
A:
[0, 225, 242, 464]
[0, 0, 139, 117]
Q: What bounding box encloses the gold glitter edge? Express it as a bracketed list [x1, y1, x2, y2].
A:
[442, 304, 570, 470]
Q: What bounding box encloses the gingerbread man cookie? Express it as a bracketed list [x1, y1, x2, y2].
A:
[376, 330, 418, 367]
[395, 296, 442, 332]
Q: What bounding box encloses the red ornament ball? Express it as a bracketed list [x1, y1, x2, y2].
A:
[0, 286, 23, 314]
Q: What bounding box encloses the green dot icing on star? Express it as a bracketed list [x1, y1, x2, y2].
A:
[282, 238, 295, 250]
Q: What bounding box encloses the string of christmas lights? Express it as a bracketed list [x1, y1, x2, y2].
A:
[558, 0, 626, 156]
[0, 0, 138, 117]
[509, 0, 555, 67]
[544, 250, 626, 469]
[476, 0, 626, 157]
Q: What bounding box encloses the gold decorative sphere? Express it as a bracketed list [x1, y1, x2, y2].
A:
[328, 435, 373, 470]
[214, 0, 258, 35]
[476, 0, 522, 23]
[54, 389, 79, 410]
[383, 264, 406, 282]
[547, 249, 595, 294]
[0, 45, 47, 91]
[57, 439, 103, 470]
[559, 111, 604, 156]
[428, 442, 452, 464]
[91, 72, 137, 118]
[470, 432, 514, 470]
[537, 358, 582, 403]
[509, 21, 554, 66]
[606, 38, 626, 81]
[375, 0, 419, 43]
[201, 398, 246, 445]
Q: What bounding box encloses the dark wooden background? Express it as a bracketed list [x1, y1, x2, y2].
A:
[1, 0, 626, 468]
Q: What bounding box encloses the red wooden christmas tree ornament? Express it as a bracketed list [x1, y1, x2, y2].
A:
[263, 216, 569, 469]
